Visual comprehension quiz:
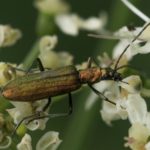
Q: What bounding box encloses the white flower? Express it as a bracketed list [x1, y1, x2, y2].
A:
[55, 14, 79, 36]
[39, 35, 58, 52]
[85, 74, 142, 125]
[97, 52, 113, 68]
[101, 99, 127, 125]
[0, 62, 17, 86]
[85, 80, 127, 124]
[34, 0, 70, 15]
[0, 135, 12, 149]
[55, 13, 107, 36]
[0, 25, 21, 47]
[36, 131, 62, 150]
[0, 62, 24, 86]
[85, 80, 116, 110]
[125, 94, 147, 124]
[119, 75, 142, 94]
[7, 99, 49, 131]
[125, 123, 150, 150]
[17, 134, 32, 150]
[17, 131, 61, 150]
[145, 142, 150, 150]
[101, 75, 142, 124]
[124, 94, 150, 150]
[100, 81, 128, 125]
[39, 35, 73, 68]
[7, 102, 33, 125]
[113, 25, 150, 62]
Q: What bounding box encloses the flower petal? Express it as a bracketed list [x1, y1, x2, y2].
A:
[101, 100, 127, 125]
[0, 25, 21, 47]
[39, 35, 58, 52]
[17, 134, 32, 150]
[36, 131, 62, 150]
[34, 0, 70, 15]
[55, 14, 79, 36]
[126, 94, 147, 124]
[120, 75, 142, 94]
[0, 136, 12, 149]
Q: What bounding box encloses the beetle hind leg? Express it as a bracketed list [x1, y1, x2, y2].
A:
[13, 93, 73, 135]
[24, 93, 73, 123]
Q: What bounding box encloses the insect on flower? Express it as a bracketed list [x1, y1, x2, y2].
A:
[1, 22, 150, 134]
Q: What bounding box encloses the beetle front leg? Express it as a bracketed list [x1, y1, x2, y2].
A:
[87, 57, 100, 68]
[88, 83, 116, 106]
[36, 58, 53, 112]
[87, 57, 92, 68]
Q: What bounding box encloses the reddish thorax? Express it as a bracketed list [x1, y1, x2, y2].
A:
[79, 67, 103, 84]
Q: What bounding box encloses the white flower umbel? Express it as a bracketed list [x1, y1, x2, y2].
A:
[34, 0, 70, 15]
[55, 13, 107, 36]
[0, 25, 21, 47]
[17, 134, 32, 150]
[124, 94, 150, 150]
[39, 35, 73, 68]
[36, 131, 62, 150]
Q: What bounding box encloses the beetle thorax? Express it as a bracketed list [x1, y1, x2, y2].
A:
[79, 67, 102, 84]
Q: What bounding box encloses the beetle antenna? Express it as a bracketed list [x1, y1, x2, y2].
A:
[120, 80, 129, 85]
[114, 22, 150, 71]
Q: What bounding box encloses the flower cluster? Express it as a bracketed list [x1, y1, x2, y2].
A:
[34, 0, 107, 36]
[1, 0, 150, 150]
[17, 131, 62, 150]
[85, 1, 150, 150]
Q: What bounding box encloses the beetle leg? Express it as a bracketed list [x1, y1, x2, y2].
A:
[68, 92, 73, 115]
[87, 57, 100, 68]
[36, 58, 53, 111]
[36, 58, 45, 71]
[12, 112, 41, 136]
[88, 84, 116, 106]
[24, 112, 71, 124]
[87, 57, 92, 68]
[43, 97, 52, 111]
[13, 93, 73, 135]
[24, 93, 73, 124]
[41, 93, 72, 116]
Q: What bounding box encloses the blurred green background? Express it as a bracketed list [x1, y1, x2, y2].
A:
[0, 0, 150, 150]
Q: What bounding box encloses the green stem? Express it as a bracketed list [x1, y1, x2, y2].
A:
[22, 40, 40, 69]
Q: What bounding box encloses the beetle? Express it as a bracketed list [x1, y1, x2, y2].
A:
[2, 22, 150, 132]
[2, 57, 118, 114]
